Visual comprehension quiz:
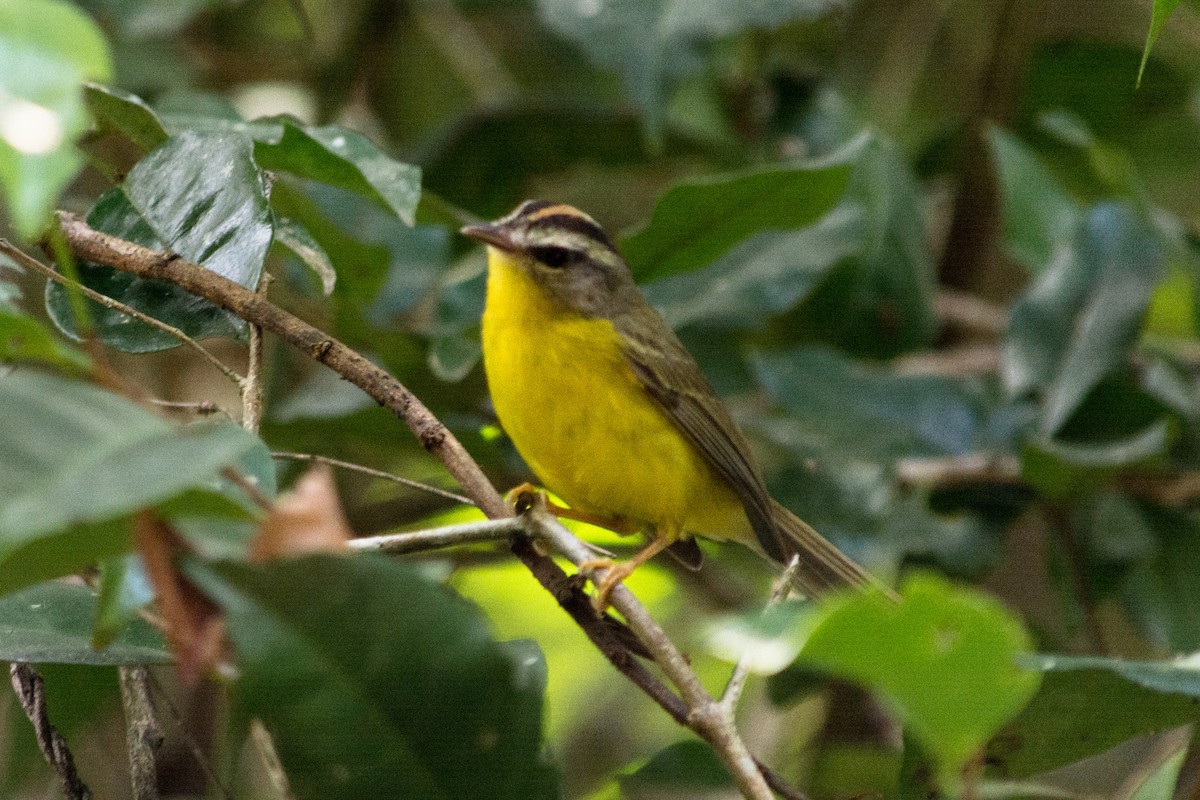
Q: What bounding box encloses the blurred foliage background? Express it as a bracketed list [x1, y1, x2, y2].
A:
[5, 0, 1200, 797]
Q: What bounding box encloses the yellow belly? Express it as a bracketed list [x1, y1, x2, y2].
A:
[481, 251, 749, 542]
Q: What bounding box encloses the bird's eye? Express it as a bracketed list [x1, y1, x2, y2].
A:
[528, 245, 576, 269]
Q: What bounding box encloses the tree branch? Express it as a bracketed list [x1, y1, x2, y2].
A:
[10, 663, 92, 800]
[50, 212, 809, 800]
[271, 451, 474, 506]
[118, 666, 163, 800]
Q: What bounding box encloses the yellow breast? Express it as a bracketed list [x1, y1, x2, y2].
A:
[480, 249, 749, 541]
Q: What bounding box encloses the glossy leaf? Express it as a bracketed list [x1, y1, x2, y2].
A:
[46, 131, 273, 352]
[275, 216, 336, 296]
[989, 653, 1200, 777]
[254, 117, 421, 225]
[192, 554, 559, 800]
[0, 0, 112, 238]
[988, 127, 1081, 274]
[755, 346, 983, 461]
[0, 371, 263, 591]
[0, 580, 169, 665]
[622, 134, 864, 280]
[798, 573, 1039, 776]
[1004, 203, 1165, 434]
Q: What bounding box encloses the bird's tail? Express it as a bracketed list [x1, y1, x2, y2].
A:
[771, 499, 880, 598]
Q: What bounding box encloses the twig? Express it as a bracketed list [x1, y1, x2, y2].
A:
[272, 452, 474, 506]
[10, 663, 92, 800]
[52, 211, 509, 520]
[241, 275, 269, 433]
[524, 502, 776, 800]
[720, 555, 802, 711]
[348, 517, 522, 554]
[0, 239, 245, 387]
[895, 452, 1022, 488]
[148, 399, 229, 417]
[934, 289, 1009, 336]
[118, 666, 163, 800]
[51, 214, 810, 800]
[892, 343, 1002, 377]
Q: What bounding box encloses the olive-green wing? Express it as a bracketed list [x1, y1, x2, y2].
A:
[613, 305, 788, 562]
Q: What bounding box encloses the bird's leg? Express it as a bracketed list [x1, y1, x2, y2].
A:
[585, 532, 676, 612]
[505, 483, 639, 534]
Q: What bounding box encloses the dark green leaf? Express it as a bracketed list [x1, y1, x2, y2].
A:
[795, 136, 939, 357]
[1020, 420, 1170, 498]
[83, 82, 170, 153]
[0, 0, 112, 238]
[622, 134, 864, 280]
[192, 554, 559, 800]
[619, 740, 733, 796]
[274, 216, 336, 295]
[254, 118, 421, 225]
[1124, 505, 1200, 651]
[46, 131, 273, 352]
[0, 580, 169, 665]
[988, 127, 1081, 274]
[755, 346, 983, 461]
[0, 271, 89, 369]
[989, 653, 1200, 777]
[799, 573, 1040, 775]
[93, 554, 156, 650]
[1004, 203, 1165, 434]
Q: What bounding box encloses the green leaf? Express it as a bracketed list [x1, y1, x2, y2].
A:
[46, 131, 273, 352]
[1124, 505, 1200, 652]
[622, 134, 865, 281]
[987, 127, 1081, 274]
[1138, 0, 1183, 86]
[192, 554, 559, 800]
[798, 573, 1040, 778]
[0, 580, 169, 665]
[274, 216, 336, 296]
[0, 0, 112, 239]
[0, 371, 263, 590]
[0, 268, 89, 369]
[93, 554, 155, 650]
[254, 117, 421, 225]
[989, 653, 1200, 777]
[1020, 421, 1171, 499]
[755, 346, 984, 461]
[796, 135, 939, 358]
[1004, 203, 1165, 434]
[642, 205, 861, 329]
[82, 82, 170, 153]
[618, 740, 733, 796]
[535, 0, 842, 135]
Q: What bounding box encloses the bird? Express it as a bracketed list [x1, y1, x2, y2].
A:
[463, 200, 874, 608]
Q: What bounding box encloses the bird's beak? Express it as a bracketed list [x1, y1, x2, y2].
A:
[461, 222, 518, 251]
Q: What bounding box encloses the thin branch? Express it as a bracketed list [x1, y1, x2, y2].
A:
[241, 275, 269, 433]
[720, 555, 802, 711]
[348, 517, 522, 554]
[52, 211, 509, 520]
[118, 666, 163, 800]
[10, 663, 92, 800]
[524, 502, 778, 800]
[272, 452, 474, 506]
[935, 289, 1009, 336]
[0, 239, 245, 387]
[148, 399, 230, 418]
[51, 213, 810, 800]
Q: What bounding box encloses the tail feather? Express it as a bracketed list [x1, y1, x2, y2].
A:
[770, 499, 880, 597]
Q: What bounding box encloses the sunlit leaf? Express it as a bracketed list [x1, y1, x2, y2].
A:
[1138, 0, 1183, 86]
[0, 0, 112, 238]
[798, 573, 1039, 777]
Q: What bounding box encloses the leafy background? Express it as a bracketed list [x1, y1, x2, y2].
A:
[3, 0, 1200, 798]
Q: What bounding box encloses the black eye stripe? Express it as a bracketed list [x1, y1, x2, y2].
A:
[528, 244, 580, 268]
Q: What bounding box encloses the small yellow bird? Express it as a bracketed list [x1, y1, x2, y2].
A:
[463, 201, 873, 605]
